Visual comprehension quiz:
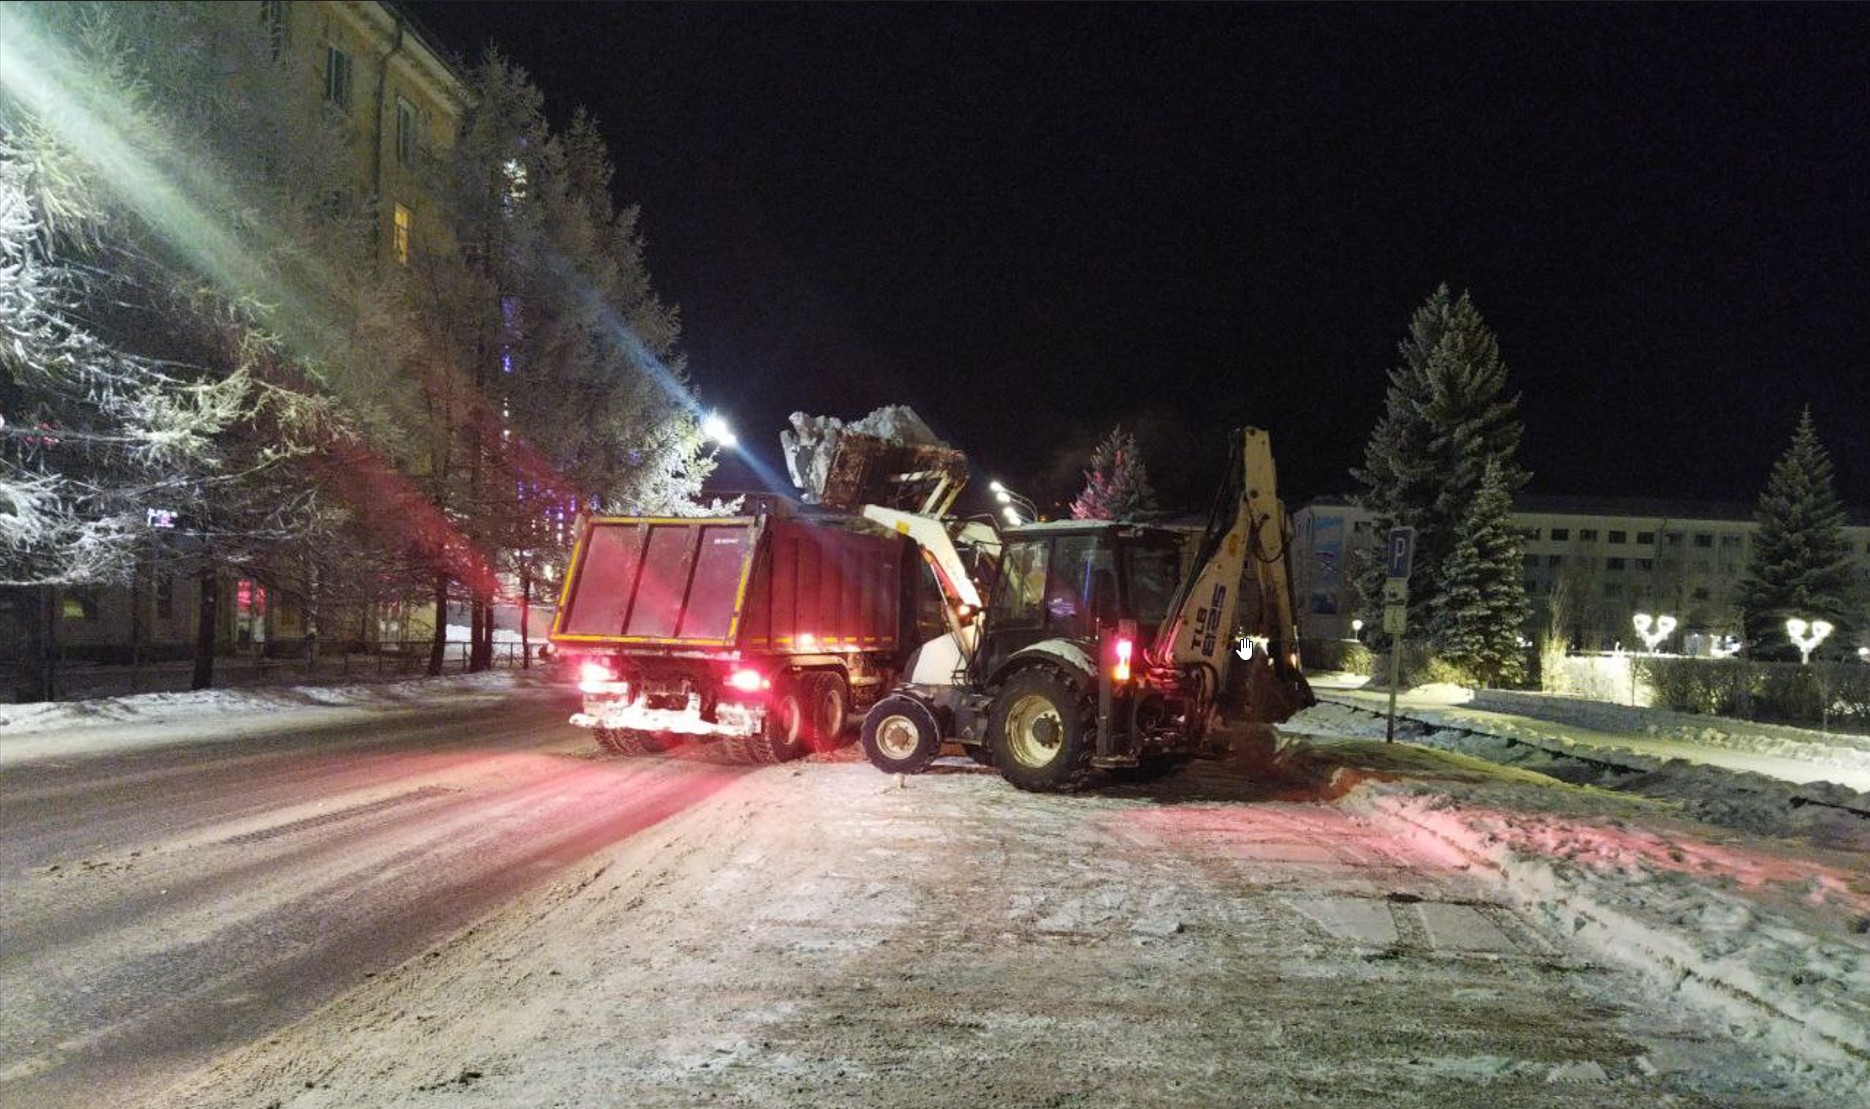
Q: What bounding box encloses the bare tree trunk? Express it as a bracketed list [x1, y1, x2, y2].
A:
[469, 595, 488, 672]
[519, 566, 531, 671]
[14, 586, 59, 703]
[427, 569, 449, 676]
[191, 567, 218, 690]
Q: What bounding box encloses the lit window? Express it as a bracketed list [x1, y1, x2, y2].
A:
[324, 44, 352, 109]
[396, 97, 416, 165]
[392, 204, 412, 265]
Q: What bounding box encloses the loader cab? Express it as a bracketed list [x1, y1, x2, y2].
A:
[973, 522, 1184, 681]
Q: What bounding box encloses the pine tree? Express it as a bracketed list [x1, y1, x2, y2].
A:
[1735, 408, 1856, 659]
[1070, 426, 1158, 521]
[1352, 285, 1527, 643]
[1426, 461, 1528, 686]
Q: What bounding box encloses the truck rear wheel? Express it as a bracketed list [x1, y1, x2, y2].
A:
[725, 676, 807, 764]
[592, 727, 676, 756]
[860, 694, 942, 774]
[804, 672, 850, 752]
[989, 668, 1094, 792]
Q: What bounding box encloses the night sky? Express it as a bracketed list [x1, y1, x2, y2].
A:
[403, 3, 1868, 514]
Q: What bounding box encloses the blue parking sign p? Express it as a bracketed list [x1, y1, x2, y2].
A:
[1386, 527, 1416, 580]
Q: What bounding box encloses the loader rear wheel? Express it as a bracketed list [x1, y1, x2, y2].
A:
[726, 676, 807, 764]
[989, 668, 1095, 793]
[804, 672, 850, 752]
[861, 694, 942, 775]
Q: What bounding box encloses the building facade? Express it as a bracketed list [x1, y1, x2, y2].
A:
[1294, 495, 1870, 653]
[13, 2, 471, 681]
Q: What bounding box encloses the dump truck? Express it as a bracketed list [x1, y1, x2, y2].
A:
[858, 426, 1315, 791]
[551, 509, 922, 761]
[548, 413, 969, 762]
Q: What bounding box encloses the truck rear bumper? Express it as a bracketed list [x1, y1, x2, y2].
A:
[571, 700, 765, 739]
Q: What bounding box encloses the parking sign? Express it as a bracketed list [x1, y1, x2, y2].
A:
[1386, 527, 1416, 579]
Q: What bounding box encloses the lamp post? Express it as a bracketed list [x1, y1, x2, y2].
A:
[989, 480, 1040, 525]
[1784, 617, 1833, 666]
[701, 412, 736, 449]
[1350, 618, 1364, 642]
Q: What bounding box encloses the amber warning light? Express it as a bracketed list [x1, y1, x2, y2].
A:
[1112, 619, 1137, 683]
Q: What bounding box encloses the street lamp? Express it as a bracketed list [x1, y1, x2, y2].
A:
[701, 412, 736, 449]
[1350, 618, 1364, 641]
[1632, 612, 1677, 654]
[989, 480, 1039, 525]
[1785, 617, 1833, 665]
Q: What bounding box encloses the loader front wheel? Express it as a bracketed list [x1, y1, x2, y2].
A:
[860, 694, 942, 775]
[989, 668, 1094, 792]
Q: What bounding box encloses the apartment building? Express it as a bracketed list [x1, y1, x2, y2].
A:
[1294, 495, 1870, 652]
[31, 2, 471, 669]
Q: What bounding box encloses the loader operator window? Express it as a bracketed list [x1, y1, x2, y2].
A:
[990, 542, 1048, 629]
[1044, 536, 1108, 640]
[1125, 542, 1183, 627]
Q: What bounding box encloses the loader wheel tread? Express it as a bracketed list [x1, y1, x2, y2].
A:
[989, 667, 1096, 793]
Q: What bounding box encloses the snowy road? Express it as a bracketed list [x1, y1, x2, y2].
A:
[148, 749, 1848, 1109]
[0, 690, 755, 1109]
[4, 676, 1863, 1108]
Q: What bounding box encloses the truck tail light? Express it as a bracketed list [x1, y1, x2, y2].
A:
[727, 667, 770, 693]
[579, 659, 618, 693]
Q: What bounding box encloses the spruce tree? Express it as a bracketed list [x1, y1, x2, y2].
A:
[1352, 285, 1527, 643]
[1426, 461, 1528, 686]
[1736, 408, 1856, 659]
[1070, 426, 1159, 521]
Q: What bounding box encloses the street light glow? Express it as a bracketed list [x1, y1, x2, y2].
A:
[701, 412, 736, 448]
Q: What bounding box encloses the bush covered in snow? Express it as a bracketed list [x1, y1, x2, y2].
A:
[1638, 656, 1870, 733]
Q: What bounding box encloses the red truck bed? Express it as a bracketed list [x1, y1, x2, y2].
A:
[551, 514, 906, 655]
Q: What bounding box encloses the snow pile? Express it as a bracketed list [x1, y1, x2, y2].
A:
[0, 671, 550, 766]
[1351, 790, 1870, 1098]
[780, 405, 948, 503]
[1320, 686, 1870, 793]
[1282, 695, 1870, 1099]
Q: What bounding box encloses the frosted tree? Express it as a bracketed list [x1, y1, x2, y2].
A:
[420, 55, 718, 670]
[1736, 408, 1856, 659]
[1352, 285, 1527, 644]
[1425, 461, 1528, 685]
[1070, 426, 1159, 521]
